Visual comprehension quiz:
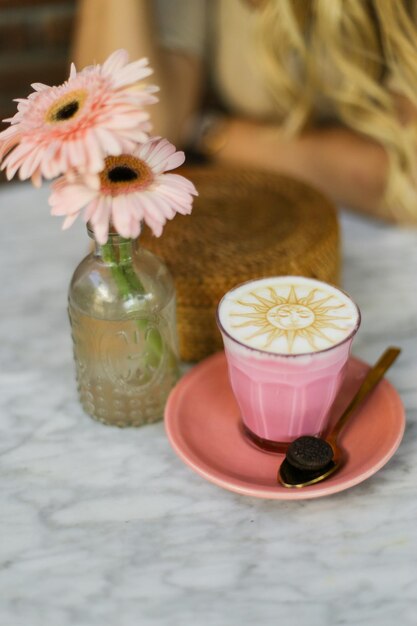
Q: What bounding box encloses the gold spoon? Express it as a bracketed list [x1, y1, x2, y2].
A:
[278, 346, 401, 488]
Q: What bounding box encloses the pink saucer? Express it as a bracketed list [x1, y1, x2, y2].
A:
[165, 352, 405, 500]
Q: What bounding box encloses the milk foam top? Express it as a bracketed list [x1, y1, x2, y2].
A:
[218, 276, 360, 355]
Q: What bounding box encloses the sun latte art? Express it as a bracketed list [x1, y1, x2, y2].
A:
[218, 277, 360, 355]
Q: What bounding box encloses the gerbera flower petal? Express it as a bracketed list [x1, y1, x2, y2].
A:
[83, 172, 101, 191]
[104, 114, 145, 130]
[69, 63, 77, 80]
[0, 125, 19, 140]
[145, 138, 175, 166]
[18, 145, 44, 180]
[85, 130, 106, 173]
[157, 186, 193, 213]
[83, 196, 101, 223]
[138, 139, 187, 178]
[102, 49, 130, 75]
[91, 196, 112, 244]
[94, 127, 123, 155]
[129, 216, 142, 239]
[0, 133, 19, 161]
[163, 151, 186, 172]
[67, 140, 84, 169]
[5, 143, 36, 179]
[112, 58, 154, 88]
[137, 195, 164, 236]
[0, 49, 158, 183]
[31, 168, 42, 188]
[116, 128, 151, 144]
[112, 194, 134, 239]
[31, 82, 50, 92]
[140, 193, 166, 224]
[150, 193, 176, 220]
[136, 139, 158, 163]
[49, 182, 97, 215]
[161, 172, 198, 194]
[62, 212, 80, 230]
[144, 217, 163, 238]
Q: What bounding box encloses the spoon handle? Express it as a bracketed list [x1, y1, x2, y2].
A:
[328, 347, 401, 444]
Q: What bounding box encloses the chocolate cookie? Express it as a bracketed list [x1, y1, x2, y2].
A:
[286, 436, 334, 471]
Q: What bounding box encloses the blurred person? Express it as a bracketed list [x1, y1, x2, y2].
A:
[73, 0, 417, 223]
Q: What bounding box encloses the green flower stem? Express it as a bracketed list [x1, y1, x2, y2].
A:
[119, 241, 146, 296]
[101, 240, 165, 367]
[119, 241, 179, 377]
[101, 242, 131, 297]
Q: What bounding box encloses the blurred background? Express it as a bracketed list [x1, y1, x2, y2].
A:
[0, 0, 75, 182]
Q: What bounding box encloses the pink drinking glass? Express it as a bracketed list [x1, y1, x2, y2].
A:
[216, 278, 361, 452]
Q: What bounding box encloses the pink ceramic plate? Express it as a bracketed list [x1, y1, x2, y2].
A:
[165, 352, 405, 500]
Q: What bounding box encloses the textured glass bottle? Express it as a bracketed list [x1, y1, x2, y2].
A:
[68, 228, 180, 427]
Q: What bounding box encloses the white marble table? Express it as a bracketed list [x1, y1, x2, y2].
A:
[1, 182, 416, 626]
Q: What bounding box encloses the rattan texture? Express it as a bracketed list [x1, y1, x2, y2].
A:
[141, 166, 340, 362]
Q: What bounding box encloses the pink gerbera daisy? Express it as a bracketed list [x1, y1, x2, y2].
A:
[0, 49, 158, 186]
[48, 138, 198, 243]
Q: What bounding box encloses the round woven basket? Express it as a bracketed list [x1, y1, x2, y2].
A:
[141, 165, 340, 362]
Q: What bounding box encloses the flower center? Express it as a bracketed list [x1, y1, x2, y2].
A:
[45, 89, 87, 124]
[56, 101, 79, 120]
[100, 155, 153, 196]
[107, 166, 139, 183]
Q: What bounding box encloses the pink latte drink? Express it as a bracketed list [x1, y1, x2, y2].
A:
[217, 276, 361, 450]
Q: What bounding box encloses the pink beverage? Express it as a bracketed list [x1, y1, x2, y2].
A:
[217, 276, 361, 451]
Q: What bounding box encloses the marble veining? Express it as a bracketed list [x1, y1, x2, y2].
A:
[1, 183, 417, 626]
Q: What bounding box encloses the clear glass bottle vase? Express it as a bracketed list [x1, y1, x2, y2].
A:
[68, 227, 180, 427]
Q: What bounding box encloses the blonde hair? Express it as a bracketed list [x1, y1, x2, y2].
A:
[256, 0, 417, 222]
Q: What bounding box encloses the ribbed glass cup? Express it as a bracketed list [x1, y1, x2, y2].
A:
[217, 276, 361, 451]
